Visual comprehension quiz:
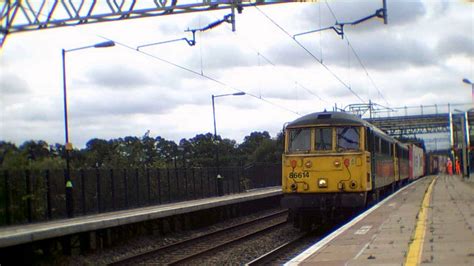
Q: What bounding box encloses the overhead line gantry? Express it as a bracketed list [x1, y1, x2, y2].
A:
[0, 0, 292, 47]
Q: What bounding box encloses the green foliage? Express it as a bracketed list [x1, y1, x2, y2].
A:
[0, 140, 66, 170]
[240, 131, 271, 156]
[19, 140, 50, 160]
[182, 133, 220, 167]
[0, 130, 284, 170]
[0, 141, 19, 165]
[239, 131, 283, 165]
[29, 157, 65, 170]
[156, 136, 178, 164]
[1, 148, 28, 169]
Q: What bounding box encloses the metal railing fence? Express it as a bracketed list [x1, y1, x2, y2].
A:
[0, 164, 281, 226]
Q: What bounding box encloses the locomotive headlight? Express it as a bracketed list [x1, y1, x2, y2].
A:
[318, 178, 328, 188]
[334, 160, 341, 167]
[305, 160, 312, 168]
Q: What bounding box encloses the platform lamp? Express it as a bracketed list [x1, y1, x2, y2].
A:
[62, 40, 115, 218]
[463, 78, 474, 104]
[212, 92, 246, 196]
[462, 78, 473, 177]
[454, 109, 469, 178]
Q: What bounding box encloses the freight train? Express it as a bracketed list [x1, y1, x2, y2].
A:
[280, 111, 426, 230]
[426, 154, 448, 175]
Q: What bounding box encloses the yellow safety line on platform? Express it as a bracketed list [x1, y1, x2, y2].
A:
[405, 176, 437, 266]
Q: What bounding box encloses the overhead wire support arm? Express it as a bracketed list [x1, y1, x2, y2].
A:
[136, 13, 232, 50]
[137, 30, 197, 50]
[293, 25, 344, 39]
[195, 13, 233, 32]
[344, 6, 386, 26]
[293, 0, 387, 40]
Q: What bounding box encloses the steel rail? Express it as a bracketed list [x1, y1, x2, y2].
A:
[109, 209, 288, 265]
[167, 218, 289, 265]
[246, 232, 310, 265]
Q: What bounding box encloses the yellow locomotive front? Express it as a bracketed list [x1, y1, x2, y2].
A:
[281, 112, 372, 229]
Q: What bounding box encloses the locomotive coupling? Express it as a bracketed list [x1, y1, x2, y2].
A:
[290, 183, 297, 191]
[290, 182, 310, 191]
[350, 180, 357, 189]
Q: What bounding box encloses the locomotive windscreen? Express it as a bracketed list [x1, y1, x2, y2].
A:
[288, 128, 311, 153]
[315, 128, 332, 150]
[336, 127, 360, 151]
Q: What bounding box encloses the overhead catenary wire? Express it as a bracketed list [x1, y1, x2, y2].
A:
[255, 49, 329, 104]
[319, 2, 323, 62]
[346, 37, 389, 106]
[254, 5, 366, 103]
[324, 1, 390, 106]
[98, 36, 301, 116]
[211, 12, 328, 105]
[199, 15, 204, 75]
[30, 1, 374, 107]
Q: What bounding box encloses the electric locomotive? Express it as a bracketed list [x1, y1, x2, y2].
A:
[281, 111, 409, 230]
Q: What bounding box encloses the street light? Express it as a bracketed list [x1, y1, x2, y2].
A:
[212, 92, 246, 196]
[463, 78, 473, 104]
[463, 78, 473, 178]
[62, 40, 115, 217]
[454, 109, 469, 178]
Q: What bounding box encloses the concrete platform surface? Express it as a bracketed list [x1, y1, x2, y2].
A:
[286, 175, 474, 265]
[0, 186, 281, 248]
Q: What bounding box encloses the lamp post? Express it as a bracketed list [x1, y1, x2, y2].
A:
[463, 78, 473, 104]
[462, 78, 473, 178]
[212, 92, 245, 196]
[454, 109, 469, 178]
[62, 40, 115, 217]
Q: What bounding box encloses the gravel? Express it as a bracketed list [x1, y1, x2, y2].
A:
[192, 223, 299, 265]
[60, 207, 297, 265]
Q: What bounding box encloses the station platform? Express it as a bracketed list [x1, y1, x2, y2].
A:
[0, 186, 281, 248]
[287, 175, 474, 265]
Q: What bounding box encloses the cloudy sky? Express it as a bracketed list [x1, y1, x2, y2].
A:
[1, 0, 473, 149]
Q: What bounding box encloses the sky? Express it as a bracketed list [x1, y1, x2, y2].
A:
[1, 0, 473, 150]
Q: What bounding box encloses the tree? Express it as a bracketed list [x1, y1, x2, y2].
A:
[218, 138, 239, 167]
[0, 141, 19, 166]
[0, 129, 285, 170]
[117, 136, 146, 168]
[238, 131, 272, 164]
[141, 131, 158, 167]
[0, 141, 26, 169]
[253, 139, 279, 163]
[84, 138, 111, 168]
[182, 133, 215, 167]
[19, 140, 50, 161]
[0, 140, 67, 169]
[155, 136, 178, 166]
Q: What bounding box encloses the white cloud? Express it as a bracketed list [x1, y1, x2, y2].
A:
[1, 1, 473, 148]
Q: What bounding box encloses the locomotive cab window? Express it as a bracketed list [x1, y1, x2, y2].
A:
[288, 128, 311, 153]
[381, 139, 390, 155]
[374, 136, 380, 153]
[315, 128, 332, 151]
[336, 127, 360, 151]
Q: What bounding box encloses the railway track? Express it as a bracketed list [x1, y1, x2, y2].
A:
[246, 220, 346, 265]
[109, 209, 288, 265]
[246, 232, 318, 265]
